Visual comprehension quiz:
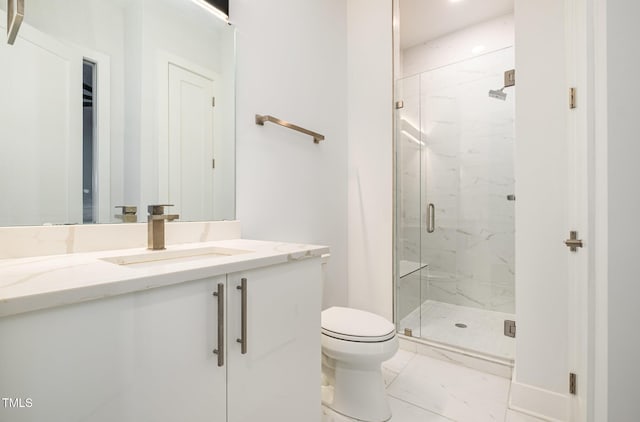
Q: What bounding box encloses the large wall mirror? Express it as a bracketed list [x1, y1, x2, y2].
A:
[0, 0, 235, 226]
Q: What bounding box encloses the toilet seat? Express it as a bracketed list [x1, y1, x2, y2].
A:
[322, 328, 395, 343]
[321, 307, 395, 343]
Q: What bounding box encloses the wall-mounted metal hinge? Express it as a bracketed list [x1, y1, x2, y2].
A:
[404, 328, 413, 337]
[212, 97, 216, 107]
[212, 159, 216, 169]
[504, 69, 516, 87]
[395, 100, 404, 109]
[569, 373, 577, 395]
[504, 320, 516, 338]
[564, 231, 583, 252]
[570, 88, 577, 109]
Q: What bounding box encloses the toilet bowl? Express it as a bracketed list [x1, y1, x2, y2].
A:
[321, 306, 398, 422]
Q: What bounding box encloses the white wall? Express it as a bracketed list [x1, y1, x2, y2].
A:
[346, 0, 394, 320]
[401, 14, 514, 78]
[123, 1, 143, 214]
[606, 0, 640, 419]
[232, 0, 349, 310]
[512, 0, 570, 418]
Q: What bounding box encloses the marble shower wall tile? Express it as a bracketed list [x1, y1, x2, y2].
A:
[397, 270, 423, 322]
[399, 226, 420, 265]
[422, 248, 457, 278]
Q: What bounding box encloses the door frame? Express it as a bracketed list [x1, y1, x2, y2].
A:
[79, 48, 111, 224]
[589, 0, 608, 420]
[566, 0, 608, 420]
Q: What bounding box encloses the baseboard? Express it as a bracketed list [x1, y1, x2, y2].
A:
[509, 377, 569, 422]
[398, 335, 513, 379]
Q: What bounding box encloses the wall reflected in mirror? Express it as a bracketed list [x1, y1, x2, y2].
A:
[0, 0, 235, 226]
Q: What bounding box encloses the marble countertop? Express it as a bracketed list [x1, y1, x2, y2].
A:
[0, 239, 329, 318]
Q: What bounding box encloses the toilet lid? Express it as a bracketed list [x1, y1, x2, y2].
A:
[321, 307, 396, 343]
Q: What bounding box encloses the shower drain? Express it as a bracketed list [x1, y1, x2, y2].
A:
[454, 323, 468, 328]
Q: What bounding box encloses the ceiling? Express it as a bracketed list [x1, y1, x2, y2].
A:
[399, 0, 514, 49]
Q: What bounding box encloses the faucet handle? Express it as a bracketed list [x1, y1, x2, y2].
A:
[115, 205, 137, 215]
[115, 206, 137, 223]
[148, 204, 174, 215]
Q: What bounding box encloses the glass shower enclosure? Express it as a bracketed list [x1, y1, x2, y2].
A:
[394, 47, 516, 361]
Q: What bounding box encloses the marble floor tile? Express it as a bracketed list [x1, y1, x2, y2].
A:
[321, 398, 453, 422]
[504, 409, 549, 422]
[382, 349, 416, 385]
[323, 349, 536, 422]
[321, 406, 353, 422]
[383, 364, 402, 388]
[386, 352, 510, 422]
[388, 397, 454, 421]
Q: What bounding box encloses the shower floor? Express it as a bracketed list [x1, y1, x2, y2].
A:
[399, 300, 515, 361]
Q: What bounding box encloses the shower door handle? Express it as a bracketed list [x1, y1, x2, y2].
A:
[426, 203, 435, 233]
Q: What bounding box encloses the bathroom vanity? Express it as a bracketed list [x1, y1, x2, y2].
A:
[0, 223, 327, 422]
[1, 0, 325, 419]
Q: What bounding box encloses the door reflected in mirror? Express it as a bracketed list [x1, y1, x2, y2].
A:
[0, 0, 235, 226]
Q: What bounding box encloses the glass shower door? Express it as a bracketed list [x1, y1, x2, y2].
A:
[395, 47, 516, 360]
[395, 74, 428, 338]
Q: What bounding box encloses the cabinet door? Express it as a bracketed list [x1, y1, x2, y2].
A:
[0, 294, 135, 421]
[132, 276, 227, 421]
[227, 259, 322, 422]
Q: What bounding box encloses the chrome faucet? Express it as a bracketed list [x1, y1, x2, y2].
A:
[147, 204, 179, 250]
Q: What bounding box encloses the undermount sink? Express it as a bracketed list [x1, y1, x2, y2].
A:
[101, 246, 251, 269]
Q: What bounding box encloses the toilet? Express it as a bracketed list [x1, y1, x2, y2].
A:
[321, 306, 399, 422]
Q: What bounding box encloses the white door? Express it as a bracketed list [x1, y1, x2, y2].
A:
[227, 260, 323, 422]
[0, 293, 136, 421]
[167, 63, 215, 221]
[0, 13, 82, 226]
[567, 0, 591, 419]
[515, 2, 591, 420]
[132, 276, 227, 422]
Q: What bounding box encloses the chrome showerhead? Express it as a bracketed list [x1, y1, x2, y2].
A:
[488, 88, 507, 101]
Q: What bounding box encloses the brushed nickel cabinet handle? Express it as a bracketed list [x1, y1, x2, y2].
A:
[212, 283, 224, 367]
[236, 278, 248, 354]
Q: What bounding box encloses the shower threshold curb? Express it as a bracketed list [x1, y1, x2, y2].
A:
[398, 334, 514, 379]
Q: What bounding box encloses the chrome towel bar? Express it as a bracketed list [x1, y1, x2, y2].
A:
[255, 114, 325, 144]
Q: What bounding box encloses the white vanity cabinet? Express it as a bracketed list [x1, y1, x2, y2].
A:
[0, 258, 322, 422]
[137, 258, 323, 422]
